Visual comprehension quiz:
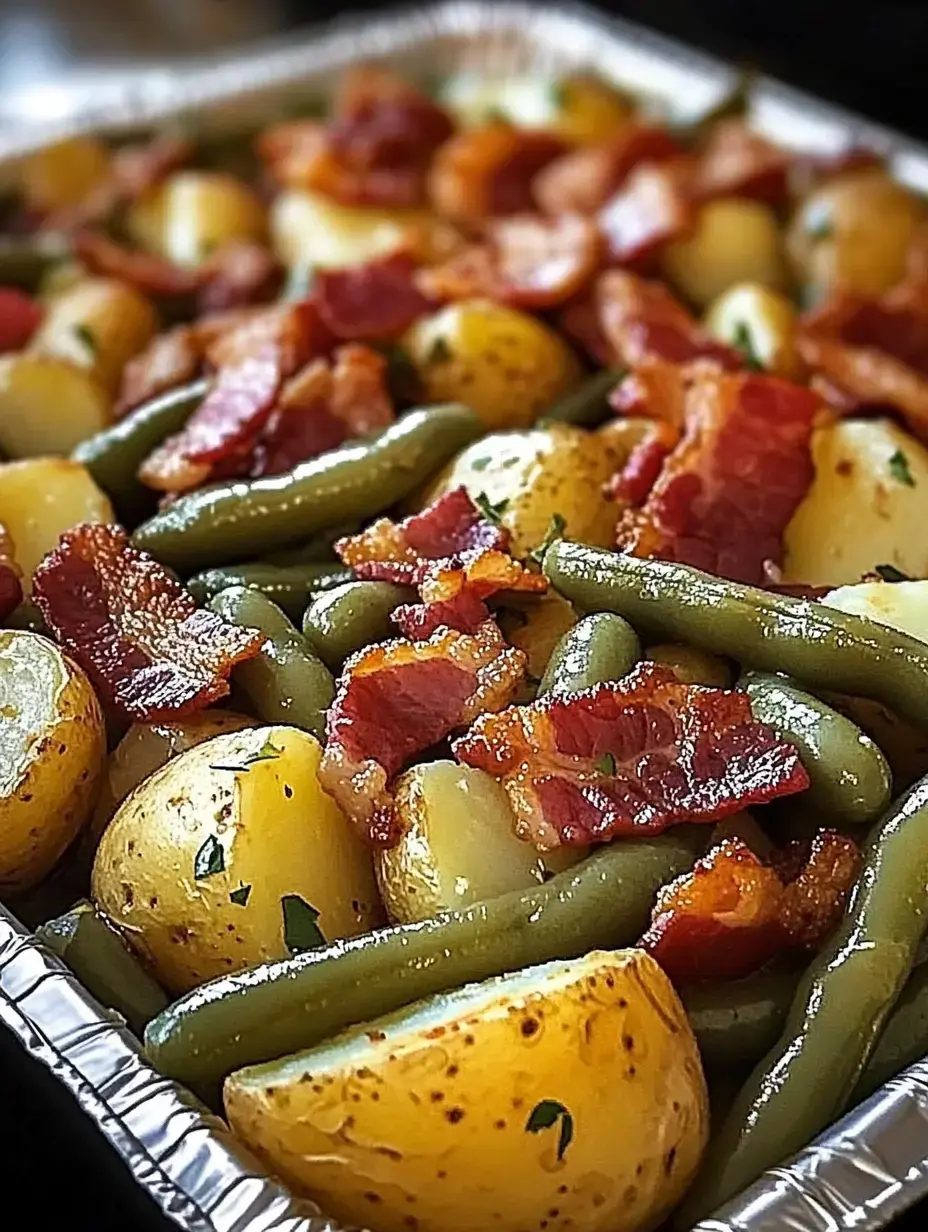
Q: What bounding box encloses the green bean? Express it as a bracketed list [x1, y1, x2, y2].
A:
[682, 969, 800, 1075]
[852, 963, 928, 1104]
[207, 588, 333, 741]
[0, 232, 70, 290]
[543, 541, 928, 730]
[133, 404, 482, 572]
[540, 367, 625, 427]
[678, 773, 928, 1225]
[538, 611, 640, 697]
[72, 380, 208, 524]
[188, 563, 352, 622]
[260, 521, 359, 567]
[144, 827, 703, 1086]
[302, 580, 413, 670]
[37, 901, 168, 1035]
[740, 671, 892, 825]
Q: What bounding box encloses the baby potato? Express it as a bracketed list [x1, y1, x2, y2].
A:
[662, 197, 787, 309]
[128, 171, 266, 267]
[782, 418, 928, 586]
[703, 281, 801, 378]
[424, 422, 631, 556]
[377, 762, 580, 924]
[225, 949, 708, 1232]
[0, 631, 106, 893]
[0, 355, 110, 456]
[31, 277, 158, 396]
[549, 75, 635, 145]
[17, 136, 110, 213]
[499, 591, 578, 680]
[405, 300, 583, 430]
[823, 579, 928, 644]
[0, 458, 112, 587]
[92, 726, 382, 995]
[787, 169, 924, 298]
[88, 710, 258, 847]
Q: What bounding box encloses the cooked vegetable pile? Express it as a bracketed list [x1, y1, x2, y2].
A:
[3, 60, 928, 1232]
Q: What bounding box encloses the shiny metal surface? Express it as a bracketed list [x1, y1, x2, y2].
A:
[2, 4, 928, 1229]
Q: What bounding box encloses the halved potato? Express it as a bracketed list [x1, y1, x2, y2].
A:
[823, 580, 928, 644]
[225, 949, 708, 1232]
[128, 171, 267, 267]
[703, 281, 801, 378]
[0, 458, 112, 587]
[377, 761, 581, 924]
[0, 355, 111, 457]
[92, 726, 382, 994]
[0, 631, 106, 892]
[17, 136, 110, 213]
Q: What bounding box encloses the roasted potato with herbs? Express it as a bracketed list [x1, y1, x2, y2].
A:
[0, 355, 110, 457]
[92, 726, 382, 995]
[782, 418, 928, 586]
[0, 630, 106, 893]
[376, 761, 581, 924]
[16, 136, 110, 213]
[703, 281, 801, 377]
[404, 300, 583, 430]
[225, 949, 708, 1232]
[128, 171, 267, 267]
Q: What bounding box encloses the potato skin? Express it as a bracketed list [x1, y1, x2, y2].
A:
[224, 949, 708, 1232]
[405, 300, 583, 431]
[0, 631, 105, 893]
[0, 356, 111, 458]
[92, 726, 382, 995]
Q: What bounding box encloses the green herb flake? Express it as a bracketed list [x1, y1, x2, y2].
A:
[875, 563, 912, 583]
[595, 751, 617, 776]
[427, 336, 453, 364]
[548, 82, 569, 111]
[282, 894, 326, 954]
[230, 883, 252, 907]
[889, 449, 916, 487]
[529, 513, 567, 566]
[73, 323, 97, 356]
[474, 491, 510, 525]
[806, 213, 834, 242]
[210, 736, 283, 773]
[483, 106, 510, 125]
[525, 1099, 574, 1161]
[194, 834, 225, 880]
[732, 321, 763, 372]
[471, 456, 492, 472]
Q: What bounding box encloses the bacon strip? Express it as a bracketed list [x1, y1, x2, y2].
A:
[33, 524, 264, 721]
[73, 230, 200, 299]
[640, 831, 860, 984]
[315, 253, 430, 341]
[453, 661, 809, 850]
[691, 119, 791, 205]
[429, 125, 566, 223]
[115, 326, 202, 418]
[0, 524, 22, 620]
[534, 124, 681, 216]
[598, 160, 695, 267]
[320, 620, 525, 845]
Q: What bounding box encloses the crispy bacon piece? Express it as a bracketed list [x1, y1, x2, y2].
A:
[639, 831, 860, 985]
[534, 125, 681, 216]
[559, 292, 612, 365]
[454, 661, 809, 850]
[429, 125, 566, 223]
[33, 524, 264, 721]
[111, 134, 194, 201]
[320, 620, 526, 845]
[419, 214, 601, 310]
[391, 591, 490, 641]
[0, 524, 22, 620]
[609, 428, 676, 506]
[315, 252, 431, 341]
[115, 326, 202, 417]
[609, 361, 690, 426]
[0, 287, 43, 353]
[617, 369, 820, 584]
[691, 119, 791, 205]
[598, 160, 694, 267]
[72, 230, 200, 299]
[197, 241, 283, 314]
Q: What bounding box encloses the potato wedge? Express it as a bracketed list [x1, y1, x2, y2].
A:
[782, 418, 928, 585]
[92, 726, 382, 994]
[225, 949, 708, 1232]
[0, 631, 105, 892]
[128, 171, 267, 267]
[0, 458, 113, 588]
[0, 354, 111, 457]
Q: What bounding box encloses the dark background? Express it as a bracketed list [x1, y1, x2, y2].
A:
[2, 0, 928, 1227]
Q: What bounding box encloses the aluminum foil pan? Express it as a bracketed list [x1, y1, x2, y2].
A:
[4, 4, 928, 1230]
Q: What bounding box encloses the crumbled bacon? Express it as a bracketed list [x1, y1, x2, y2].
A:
[617, 369, 820, 584]
[639, 831, 859, 985]
[315, 252, 431, 341]
[197, 241, 283, 314]
[598, 160, 694, 267]
[609, 428, 676, 506]
[320, 620, 526, 845]
[72, 230, 200, 299]
[419, 214, 601, 310]
[0, 287, 43, 353]
[32, 524, 264, 721]
[429, 124, 566, 223]
[559, 292, 612, 365]
[534, 125, 681, 216]
[454, 662, 809, 850]
[391, 590, 490, 641]
[0, 524, 22, 620]
[691, 119, 791, 205]
[115, 326, 202, 417]
[111, 134, 194, 202]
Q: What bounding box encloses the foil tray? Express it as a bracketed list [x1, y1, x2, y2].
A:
[4, 4, 928, 1229]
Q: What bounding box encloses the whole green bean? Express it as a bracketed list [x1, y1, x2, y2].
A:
[678, 773, 928, 1225]
[207, 588, 333, 741]
[544, 542, 928, 730]
[303, 580, 413, 670]
[144, 827, 703, 1086]
[539, 611, 640, 697]
[740, 671, 892, 825]
[541, 367, 625, 427]
[851, 962, 928, 1105]
[71, 380, 209, 524]
[189, 562, 352, 622]
[133, 404, 482, 571]
[38, 901, 168, 1035]
[683, 969, 800, 1075]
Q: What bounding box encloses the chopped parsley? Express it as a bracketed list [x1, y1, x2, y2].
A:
[595, 751, 617, 776]
[210, 736, 283, 773]
[483, 106, 510, 125]
[427, 336, 453, 364]
[805, 214, 834, 242]
[470, 455, 492, 472]
[732, 321, 763, 371]
[474, 491, 509, 524]
[229, 883, 252, 907]
[889, 448, 916, 487]
[73, 323, 97, 356]
[194, 834, 225, 880]
[548, 82, 569, 111]
[377, 341, 421, 402]
[875, 563, 912, 583]
[529, 512, 567, 565]
[282, 894, 326, 954]
[525, 1099, 574, 1161]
